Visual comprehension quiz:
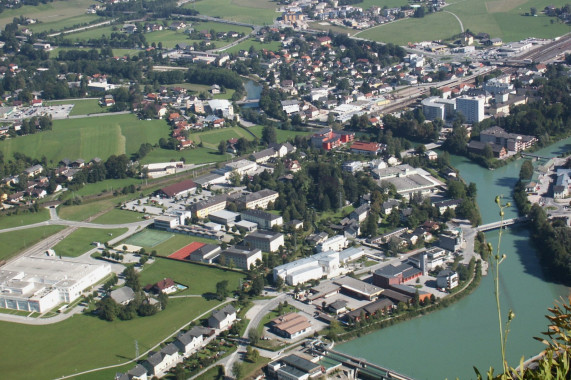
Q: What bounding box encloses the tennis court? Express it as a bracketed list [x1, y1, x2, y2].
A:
[124, 229, 173, 247]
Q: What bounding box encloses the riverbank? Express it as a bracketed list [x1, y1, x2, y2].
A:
[329, 260, 482, 344]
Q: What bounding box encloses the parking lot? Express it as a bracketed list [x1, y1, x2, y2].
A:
[2, 105, 74, 121]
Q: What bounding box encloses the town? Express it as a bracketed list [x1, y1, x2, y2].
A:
[0, 0, 570, 379]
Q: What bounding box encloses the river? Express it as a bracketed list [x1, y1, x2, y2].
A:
[336, 137, 571, 380]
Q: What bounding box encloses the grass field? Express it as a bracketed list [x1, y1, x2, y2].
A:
[71, 177, 144, 198]
[63, 24, 116, 41]
[90, 208, 143, 225]
[187, 0, 277, 25]
[44, 98, 106, 116]
[138, 257, 244, 296]
[52, 227, 127, 257]
[168, 82, 236, 100]
[0, 114, 170, 164]
[247, 125, 311, 143]
[224, 39, 282, 54]
[27, 14, 102, 34]
[57, 194, 134, 221]
[49, 47, 141, 59]
[0, 226, 66, 261]
[0, 297, 223, 380]
[0, 209, 50, 229]
[356, 0, 570, 44]
[123, 229, 174, 248]
[134, 232, 217, 257]
[193, 126, 255, 149]
[140, 146, 229, 165]
[0, 0, 97, 29]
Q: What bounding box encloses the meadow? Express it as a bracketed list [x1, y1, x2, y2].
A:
[192, 126, 255, 149]
[247, 125, 311, 143]
[27, 14, 102, 34]
[138, 257, 244, 296]
[224, 39, 282, 54]
[0, 0, 97, 29]
[91, 209, 144, 225]
[356, 0, 570, 44]
[0, 296, 224, 380]
[44, 98, 106, 116]
[0, 114, 170, 164]
[140, 146, 229, 165]
[52, 227, 128, 257]
[186, 0, 277, 25]
[0, 226, 66, 261]
[0, 209, 50, 229]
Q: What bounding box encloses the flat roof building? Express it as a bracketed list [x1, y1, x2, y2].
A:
[235, 189, 279, 210]
[244, 230, 284, 252]
[241, 209, 283, 229]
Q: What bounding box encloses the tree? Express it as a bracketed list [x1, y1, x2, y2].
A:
[248, 328, 261, 345]
[530, 7, 537, 15]
[216, 280, 229, 300]
[519, 159, 534, 180]
[158, 292, 168, 310]
[274, 276, 284, 290]
[250, 276, 264, 296]
[97, 297, 119, 321]
[123, 266, 141, 292]
[232, 362, 243, 379]
[261, 125, 277, 145]
[363, 212, 379, 237]
[218, 140, 226, 155]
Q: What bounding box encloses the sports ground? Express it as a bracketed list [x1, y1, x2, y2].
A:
[123, 229, 174, 248]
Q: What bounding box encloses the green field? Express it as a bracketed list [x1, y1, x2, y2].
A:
[44, 98, 106, 116]
[49, 47, 141, 59]
[123, 229, 174, 248]
[0, 0, 97, 28]
[193, 126, 255, 149]
[140, 146, 229, 165]
[139, 257, 244, 295]
[224, 39, 282, 54]
[0, 114, 170, 164]
[28, 14, 102, 34]
[356, 0, 570, 44]
[52, 227, 128, 257]
[0, 226, 66, 261]
[71, 177, 144, 197]
[0, 209, 50, 229]
[58, 194, 136, 221]
[134, 232, 217, 257]
[187, 0, 277, 25]
[0, 297, 222, 380]
[91, 209, 144, 225]
[168, 82, 236, 100]
[247, 125, 311, 143]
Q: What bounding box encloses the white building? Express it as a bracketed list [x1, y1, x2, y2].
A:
[244, 230, 284, 252]
[456, 95, 485, 123]
[316, 235, 348, 253]
[0, 255, 111, 312]
[208, 304, 237, 329]
[220, 247, 262, 270]
[437, 269, 459, 290]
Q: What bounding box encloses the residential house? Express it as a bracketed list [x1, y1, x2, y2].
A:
[208, 304, 237, 329]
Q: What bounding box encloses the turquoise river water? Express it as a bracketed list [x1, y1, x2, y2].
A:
[336, 137, 571, 380]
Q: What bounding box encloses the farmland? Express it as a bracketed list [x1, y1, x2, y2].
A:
[0, 114, 170, 164]
[0, 0, 98, 29]
[356, 0, 569, 44]
[186, 0, 277, 25]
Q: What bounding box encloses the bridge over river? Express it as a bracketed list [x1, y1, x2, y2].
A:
[476, 216, 529, 232]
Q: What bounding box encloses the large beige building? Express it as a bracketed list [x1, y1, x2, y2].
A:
[191, 194, 228, 219]
[235, 189, 279, 210]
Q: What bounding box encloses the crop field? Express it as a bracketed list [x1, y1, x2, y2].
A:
[0, 114, 170, 164]
[357, 0, 569, 44]
[224, 39, 282, 54]
[27, 14, 102, 34]
[52, 227, 127, 257]
[0, 0, 97, 29]
[187, 0, 277, 25]
[247, 125, 311, 143]
[0, 226, 66, 261]
[0, 296, 223, 380]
